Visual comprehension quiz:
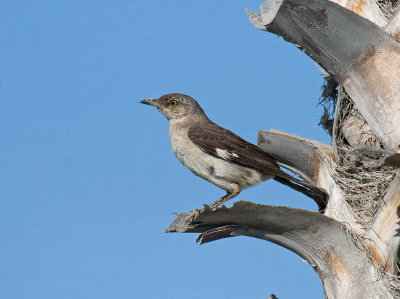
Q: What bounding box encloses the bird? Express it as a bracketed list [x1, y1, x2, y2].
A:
[140, 93, 327, 210]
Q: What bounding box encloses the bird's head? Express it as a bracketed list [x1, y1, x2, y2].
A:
[140, 93, 205, 122]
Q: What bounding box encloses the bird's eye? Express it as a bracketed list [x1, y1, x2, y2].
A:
[169, 100, 177, 107]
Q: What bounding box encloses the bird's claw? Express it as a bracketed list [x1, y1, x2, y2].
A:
[183, 209, 201, 222]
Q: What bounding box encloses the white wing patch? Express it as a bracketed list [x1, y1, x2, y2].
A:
[216, 148, 239, 160]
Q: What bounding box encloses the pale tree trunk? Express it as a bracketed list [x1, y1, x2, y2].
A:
[167, 0, 400, 297]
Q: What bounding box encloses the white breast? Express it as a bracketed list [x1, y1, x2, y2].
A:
[168, 122, 271, 193]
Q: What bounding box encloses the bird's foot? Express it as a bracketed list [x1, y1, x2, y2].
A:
[183, 208, 202, 222]
[209, 191, 240, 209]
[209, 202, 221, 209]
[209, 198, 226, 209]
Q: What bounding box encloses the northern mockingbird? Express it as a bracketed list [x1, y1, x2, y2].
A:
[140, 93, 327, 210]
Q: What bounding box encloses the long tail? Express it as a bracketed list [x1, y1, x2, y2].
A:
[273, 175, 327, 212]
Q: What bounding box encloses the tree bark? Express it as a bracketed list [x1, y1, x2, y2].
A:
[166, 201, 389, 298]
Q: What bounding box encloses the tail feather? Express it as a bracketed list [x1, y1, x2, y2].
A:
[273, 176, 327, 212]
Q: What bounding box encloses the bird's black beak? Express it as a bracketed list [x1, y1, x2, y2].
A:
[140, 98, 159, 107]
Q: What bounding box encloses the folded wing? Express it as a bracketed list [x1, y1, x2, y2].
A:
[188, 122, 285, 177]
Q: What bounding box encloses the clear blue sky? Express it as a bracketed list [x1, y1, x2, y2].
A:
[1, 1, 331, 298]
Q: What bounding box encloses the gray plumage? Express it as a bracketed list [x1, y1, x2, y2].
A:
[140, 93, 327, 209]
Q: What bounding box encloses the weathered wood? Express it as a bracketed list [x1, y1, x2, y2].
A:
[257, 129, 364, 231]
[243, 2, 400, 296]
[166, 201, 390, 298]
[330, 0, 388, 27]
[386, 9, 400, 41]
[247, 0, 388, 82]
[246, 0, 400, 151]
[257, 129, 332, 184]
[365, 172, 400, 273]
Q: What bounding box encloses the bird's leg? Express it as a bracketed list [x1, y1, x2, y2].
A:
[184, 190, 240, 222]
[209, 191, 240, 208]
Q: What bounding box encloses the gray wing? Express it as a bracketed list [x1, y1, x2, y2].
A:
[188, 122, 286, 177]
